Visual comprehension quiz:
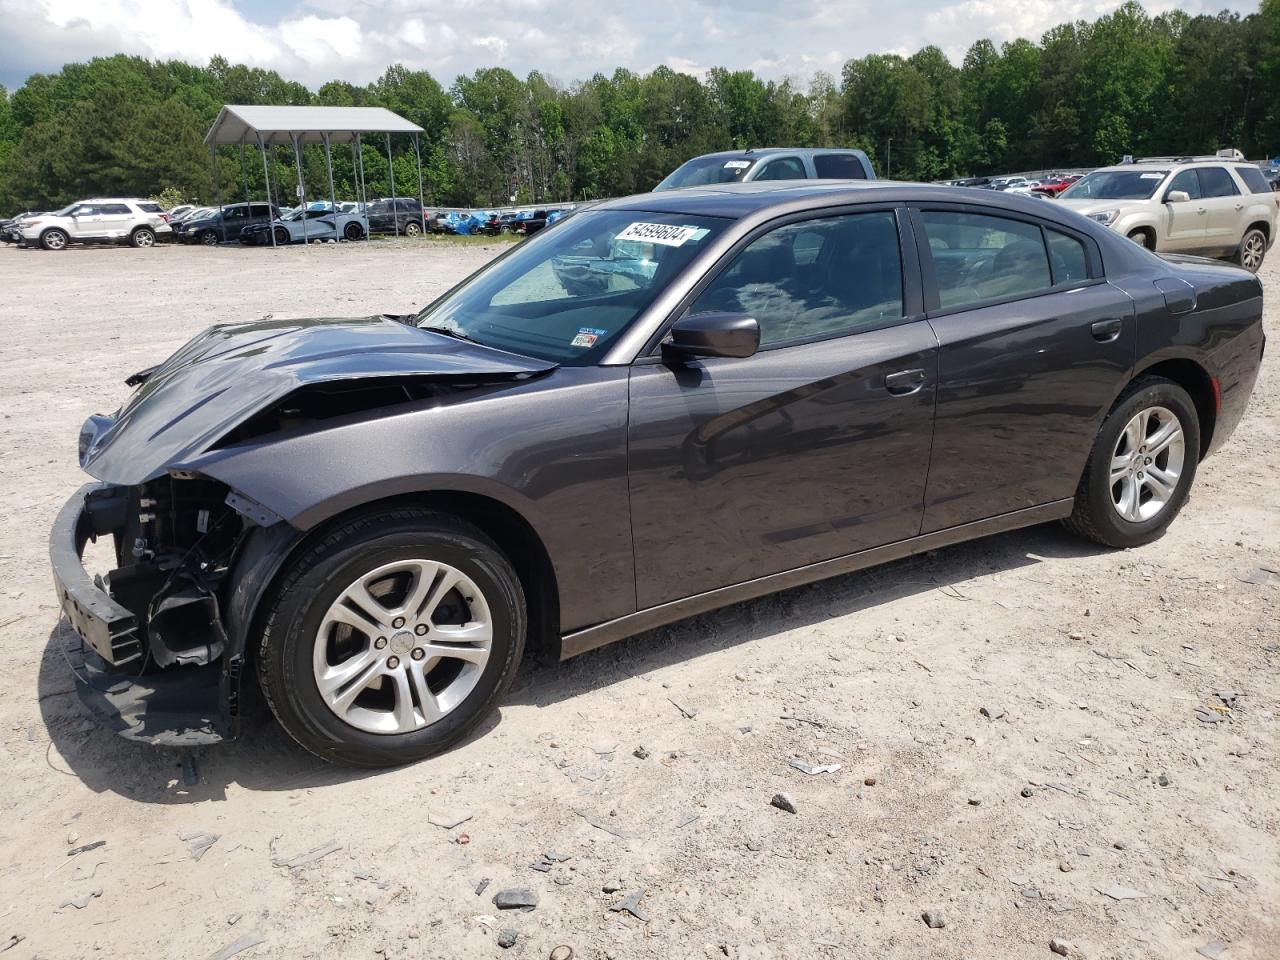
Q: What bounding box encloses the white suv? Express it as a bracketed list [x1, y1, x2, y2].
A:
[17, 198, 172, 251]
[1058, 158, 1278, 272]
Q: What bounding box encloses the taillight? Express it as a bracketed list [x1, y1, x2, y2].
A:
[160, 213, 170, 222]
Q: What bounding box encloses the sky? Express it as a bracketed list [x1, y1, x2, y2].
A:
[0, 0, 1261, 92]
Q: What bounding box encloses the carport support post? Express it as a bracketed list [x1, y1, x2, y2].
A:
[240, 142, 250, 207]
[292, 134, 308, 246]
[413, 132, 426, 236]
[355, 134, 369, 227]
[386, 133, 399, 238]
[323, 132, 338, 239]
[257, 132, 277, 250]
[210, 145, 223, 224]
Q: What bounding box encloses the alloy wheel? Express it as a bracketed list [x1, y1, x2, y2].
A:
[200, 232, 218, 246]
[1241, 232, 1265, 272]
[1109, 405, 1185, 523]
[404, 221, 422, 236]
[43, 230, 66, 250]
[313, 559, 493, 735]
[133, 229, 155, 248]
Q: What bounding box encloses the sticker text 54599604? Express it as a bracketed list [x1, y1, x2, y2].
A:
[615, 222, 700, 247]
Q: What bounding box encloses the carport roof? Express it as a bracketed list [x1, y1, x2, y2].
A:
[204, 105, 423, 146]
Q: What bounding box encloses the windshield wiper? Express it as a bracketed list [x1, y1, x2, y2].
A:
[418, 323, 484, 345]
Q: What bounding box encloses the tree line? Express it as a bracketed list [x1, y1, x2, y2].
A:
[0, 0, 1276, 213]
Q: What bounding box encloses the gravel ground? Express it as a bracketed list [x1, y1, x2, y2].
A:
[0, 238, 1276, 960]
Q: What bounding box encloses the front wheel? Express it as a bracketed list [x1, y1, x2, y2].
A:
[343, 221, 364, 241]
[258, 509, 526, 767]
[1126, 229, 1153, 249]
[274, 227, 290, 245]
[41, 228, 69, 251]
[1062, 377, 1200, 548]
[198, 230, 218, 246]
[1236, 227, 1266, 273]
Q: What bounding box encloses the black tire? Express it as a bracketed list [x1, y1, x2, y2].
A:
[258, 509, 526, 767]
[343, 221, 364, 241]
[198, 230, 218, 246]
[130, 226, 155, 248]
[274, 227, 290, 246]
[1126, 228, 1153, 249]
[403, 220, 422, 237]
[40, 228, 69, 251]
[1062, 377, 1200, 548]
[1235, 227, 1267, 273]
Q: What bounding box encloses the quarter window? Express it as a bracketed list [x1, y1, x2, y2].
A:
[813, 154, 868, 179]
[1234, 165, 1271, 194]
[688, 211, 904, 347]
[1047, 230, 1089, 284]
[1198, 166, 1239, 198]
[754, 157, 807, 181]
[920, 211, 1052, 309]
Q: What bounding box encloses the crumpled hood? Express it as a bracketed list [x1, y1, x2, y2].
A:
[79, 315, 555, 485]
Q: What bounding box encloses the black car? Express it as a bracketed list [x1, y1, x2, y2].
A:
[175, 202, 280, 245]
[366, 199, 427, 236]
[52, 181, 1264, 767]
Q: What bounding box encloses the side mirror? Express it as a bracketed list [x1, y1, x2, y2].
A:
[1166, 190, 1191, 204]
[662, 312, 760, 362]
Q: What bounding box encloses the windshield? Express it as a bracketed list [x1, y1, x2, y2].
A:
[653, 155, 758, 191]
[1062, 169, 1168, 201]
[415, 209, 728, 364]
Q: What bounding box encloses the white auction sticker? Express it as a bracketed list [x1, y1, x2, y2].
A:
[723, 159, 752, 169]
[616, 222, 699, 246]
[1140, 173, 1165, 179]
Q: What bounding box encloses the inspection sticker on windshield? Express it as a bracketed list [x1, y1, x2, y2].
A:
[616, 222, 700, 246]
[570, 327, 607, 348]
[1140, 173, 1164, 179]
[723, 159, 752, 169]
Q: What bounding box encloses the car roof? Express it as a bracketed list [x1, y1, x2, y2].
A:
[1090, 159, 1239, 174]
[690, 147, 868, 161]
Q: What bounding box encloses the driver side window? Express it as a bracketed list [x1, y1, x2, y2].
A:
[1166, 170, 1202, 200]
[687, 211, 905, 347]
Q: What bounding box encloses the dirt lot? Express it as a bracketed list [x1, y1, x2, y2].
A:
[0, 238, 1275, 960]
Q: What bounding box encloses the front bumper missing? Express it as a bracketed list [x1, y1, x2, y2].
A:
[50, 483, 235, 745]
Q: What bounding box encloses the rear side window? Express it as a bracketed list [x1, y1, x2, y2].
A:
[813, 154, 868, 179]
[1198, 167, 1239, 198]
[1166, 170, 1202, 200]
[1234, 165, 1272, 194]
[689, 211, 904, 346]
[921, 211, 1052, 309]
[249, 205, 272, 217]
[137, 202, 163, 213]
[1047, 230, 1089, 284]
[99, 203, 132, 215]
[754, 157, 807, 181]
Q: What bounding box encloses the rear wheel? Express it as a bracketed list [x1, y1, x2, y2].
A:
[41, 228, 69, 251]
[1236, 227, 1266, 273]
[1062, 377, 1199, 548]
[130, 227, 155, 248]
[258, 509, 526, 767]
[403, 220, 422, 237]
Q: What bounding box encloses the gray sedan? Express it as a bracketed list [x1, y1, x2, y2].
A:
[52, 181, 1264, 765]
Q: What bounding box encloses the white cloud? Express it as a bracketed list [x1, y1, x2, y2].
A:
[0, 0, 1262, 91]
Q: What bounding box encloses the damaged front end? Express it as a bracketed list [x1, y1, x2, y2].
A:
[52, 473, 267, 745]
[51, 313, 557, 746]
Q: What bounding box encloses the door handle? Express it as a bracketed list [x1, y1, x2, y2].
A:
[1090, 318, 1123, 343]
[884, 368, 927, 395]
[1196, 207, 1207, 215]
[1234, 203, 1244, 211]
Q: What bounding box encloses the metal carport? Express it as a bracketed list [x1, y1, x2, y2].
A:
[204, 105, 427, 248]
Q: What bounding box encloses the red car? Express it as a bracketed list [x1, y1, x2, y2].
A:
[1032, 175, 1081, 197]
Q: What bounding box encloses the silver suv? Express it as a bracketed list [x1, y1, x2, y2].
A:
[653, 148, 876, 191]
[1058, 157, 1278, 272]
[17, 198, 172, 250]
